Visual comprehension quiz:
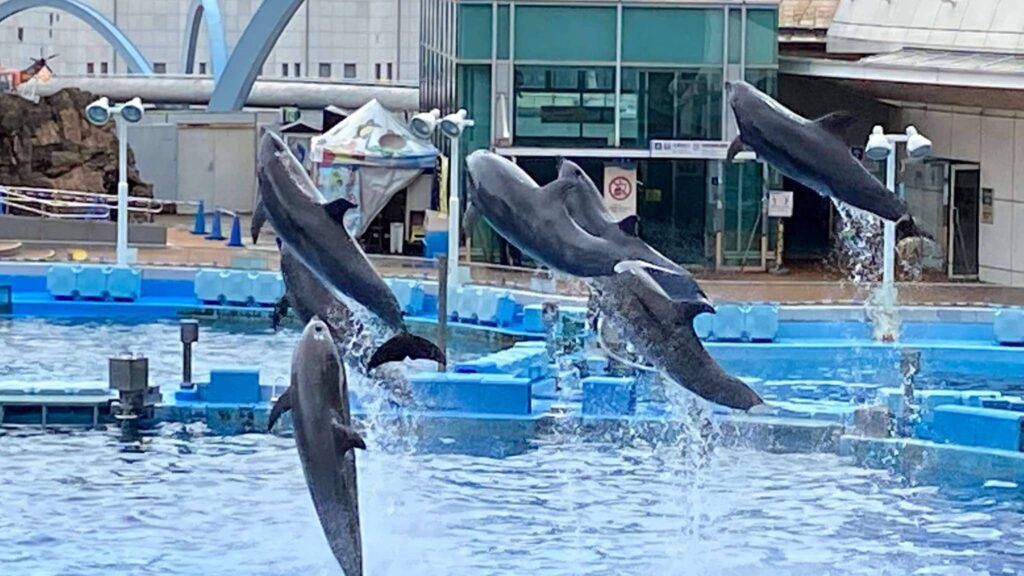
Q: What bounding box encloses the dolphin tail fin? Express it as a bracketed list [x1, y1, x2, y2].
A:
[332, 416, 367, 453]
[367, 332, 447, 371]
[268, 385, 293, 432]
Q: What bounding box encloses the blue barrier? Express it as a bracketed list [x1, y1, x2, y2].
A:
[408, 372, 532, 415]
[994, 308, 1024, 345]
[45, 265, 141, 302]
[221, 271, 255, 306]
[582, 376, 636, 416]
[932, 405, 1024, 452]
[746, 304, 779, 342]
[251, 272, 285, 306]
[523, 304, 544, 333]
[391, 279, 426, 315]
[694, 312, 713, 339]
[194, 269, 283, 307]
[203, 368, 262, 404]
[712, 304, 746, 341]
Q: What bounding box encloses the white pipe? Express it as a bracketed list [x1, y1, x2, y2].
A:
[447, 135, 462, 300]
[117, 119, 129, 267]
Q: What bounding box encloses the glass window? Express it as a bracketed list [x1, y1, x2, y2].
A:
[281, 63, 288, 77]
[728, 9, 742, 65]
[723, 162, 764, 257]
[375, 63, 382, 79]
[387, 63, 393, 80]
[199, 62, 207, 75]
[344, 63, 356, 78]
[86, 62, 94, 75]
[514, 66, 615, 148]
[458, 3, 492, 60]
[515, 6, 616, 62]
[497, 5, 510, 60]
[319, 63, 332, 78]
[619, 68, 723, 148]
[294, 63, 301, 77]
[622, 8, 724, 65]
[100, 62, 109, 75]
[746, 9, 778, 66]
[745, 69, 778, 97]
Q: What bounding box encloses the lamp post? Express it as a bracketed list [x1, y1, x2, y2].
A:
[863, 125, 933, 323]
[409, 108, 475, 298]
[85, 96, 146, 267]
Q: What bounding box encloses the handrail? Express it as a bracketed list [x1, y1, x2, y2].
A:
[0, 185, 243, 221]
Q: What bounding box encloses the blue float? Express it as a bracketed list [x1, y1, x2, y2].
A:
[994, 308, 1024, 345]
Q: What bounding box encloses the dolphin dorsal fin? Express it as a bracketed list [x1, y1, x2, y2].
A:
[332, 416, 367, 453]
[267, 385, 294, 432]
[324, 199, 357, 227]
[617, 215, 639, 237]
[813, 111, 856, 137]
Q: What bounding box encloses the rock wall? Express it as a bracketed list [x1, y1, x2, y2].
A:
[0, 88, 152, 198]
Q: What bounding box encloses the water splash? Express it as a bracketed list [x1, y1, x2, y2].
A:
[829, 200, 900, 342]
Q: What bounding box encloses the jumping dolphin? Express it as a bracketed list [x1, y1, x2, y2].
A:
[725, 80, 928, 240]
[464, 150, 710, 309]
[594, 261, 764, 410]
[255, 131, 446, 370]
[269, 317, 365, 576]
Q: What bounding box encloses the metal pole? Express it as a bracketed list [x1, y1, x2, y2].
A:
[116, 118, 129, 267]
[180, 319, 199, 389]
[446, 135, 461, 299]
[436, 255, 449, 371]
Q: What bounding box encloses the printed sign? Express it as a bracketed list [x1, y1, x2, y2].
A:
[603, 164, 637, 220]
[981, 188, 994, 224]
[768, 190, 794, 218]
[650, 140, 731, 160]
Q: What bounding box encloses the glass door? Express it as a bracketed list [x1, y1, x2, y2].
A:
[948, 165, 980, 278]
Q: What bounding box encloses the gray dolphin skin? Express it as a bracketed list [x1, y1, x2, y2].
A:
[725, 80, 928, 240]
[255, 131, 446, 369]
[269, 317, 366, 576]
[464, 150, 710, 309]
[594, 261, 763, 411]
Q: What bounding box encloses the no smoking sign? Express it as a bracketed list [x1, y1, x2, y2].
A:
[608, 176, 632, 201]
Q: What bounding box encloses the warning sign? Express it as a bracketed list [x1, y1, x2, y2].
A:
[603, 164, 637, 220]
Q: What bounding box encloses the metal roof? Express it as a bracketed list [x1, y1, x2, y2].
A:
[827, 0, 1024, 56]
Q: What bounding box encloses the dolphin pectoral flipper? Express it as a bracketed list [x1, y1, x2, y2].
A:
[614, 260, 714, 313]
[617, 215, 639, 237]
[252, 196, 268, 244]
[267, 385, 294, 431]
[726, 137, 752, 163]
[331, 415, 367, 453]
[367, 332, 447, 371]
[813, 111, 857, 138]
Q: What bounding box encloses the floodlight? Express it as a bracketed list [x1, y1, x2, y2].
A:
[85, 97, 111, 126]
[409, 108, 440, 140]
[864, 125, 893, 161]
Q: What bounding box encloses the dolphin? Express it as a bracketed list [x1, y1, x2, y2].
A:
[464, 150, 711, 309]
[255, 131, 446, 370]
[725, 80, 929, 241]
[594, 261, 763, 411]
[269, 317, 366, 576]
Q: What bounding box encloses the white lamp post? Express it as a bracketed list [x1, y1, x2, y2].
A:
[85, 96, 145, 267]
[864, 125, 933, 316]
[410, 108, 474, 298]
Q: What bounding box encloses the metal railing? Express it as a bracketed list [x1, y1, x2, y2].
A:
[0, 185, 170, 221]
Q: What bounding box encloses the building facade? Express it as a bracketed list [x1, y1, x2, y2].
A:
[0, 0, 419, 84]
[422, 0, 780, 268]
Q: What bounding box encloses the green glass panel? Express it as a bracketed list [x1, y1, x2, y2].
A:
[622, 8, 723, 65]
[458, 3, 492, 60]
[457, 64, 492, 154]
[514, 6, 616, 62]
[514, 66, 615, 147]
[497, 5, 510, 59]
[746, 9, 778, 66]
[723, 162, 764, 259]
[745, 68, 778, 97]
[637, 159, 708, 264]
[619, 68, 723, 148]
[728, 9, 741, 64]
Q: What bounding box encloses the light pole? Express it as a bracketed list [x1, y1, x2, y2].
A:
[85, 96, 145, 267]
[409, 108, 475, 297]
[864, 125, 933, 323]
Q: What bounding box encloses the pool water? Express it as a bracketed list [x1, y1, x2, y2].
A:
[0, 318, 498, 397]
[1, 426, 1022, 575]
[2, 318, 1024, 575]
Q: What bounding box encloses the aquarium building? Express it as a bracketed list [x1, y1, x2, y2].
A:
[421, 0, 780, 268]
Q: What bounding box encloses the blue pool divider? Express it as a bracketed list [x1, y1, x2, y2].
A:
[702, 304, 780, 342]
[931, 405, 1024, 452]
[582, 376, 637, 416]
[46, 265, 142, 302]
[407, 372, 533, 415]
[194, 269, 284, 307]
[174, 368, 262, 404]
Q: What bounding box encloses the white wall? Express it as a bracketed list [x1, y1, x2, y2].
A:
[899, 106, 1024, 287]
[0, 0, 419, 84]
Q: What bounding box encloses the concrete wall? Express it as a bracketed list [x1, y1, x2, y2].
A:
[0, 214, 167, 245]
[898, 106, 1024, 287]
[0, 0, 420, 84]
